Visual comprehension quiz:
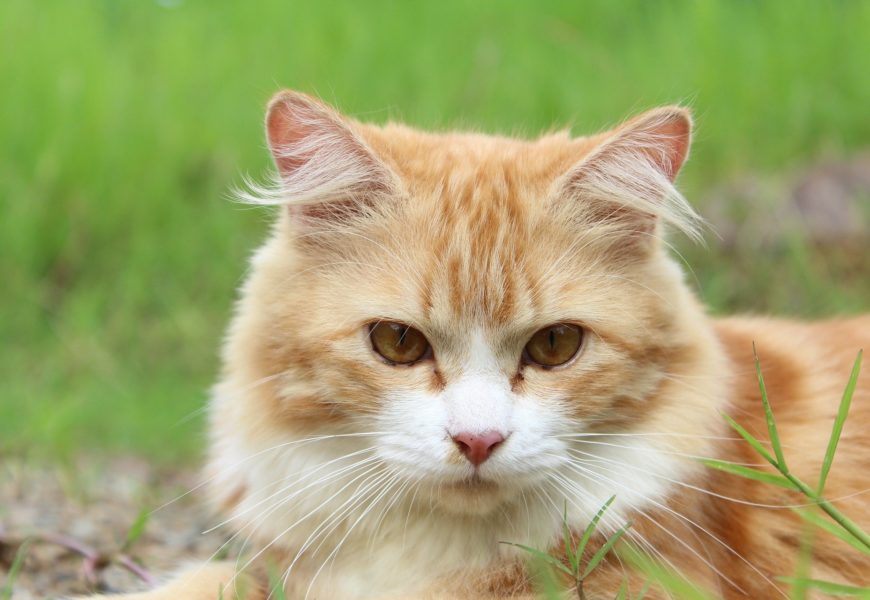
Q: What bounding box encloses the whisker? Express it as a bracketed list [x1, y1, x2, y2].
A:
[401, 479, 424, 551]
[368, 474, 414, 552]
[203, 448, 379, 533]
[564, 447, 821, 509]
[556, 455, 786, 597]
[232, 461, 385, 585]
[302, 471, 404, 599]
[543, 471, 678, 600]
[190, 451, 383, 595]
[563, 437, 767, 467]
[279, 468, 394, 588]
[150, 432, 387, 514]
[556, 432, 746, 441]
[547, 471, 706, 600]
[558, 457, 745, 595]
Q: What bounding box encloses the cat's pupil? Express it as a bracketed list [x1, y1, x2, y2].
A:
[398, 327, 409, 347]
[548, 329, 556, 350]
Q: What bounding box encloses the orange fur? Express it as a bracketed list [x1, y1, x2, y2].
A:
[87, 92, 869, 600]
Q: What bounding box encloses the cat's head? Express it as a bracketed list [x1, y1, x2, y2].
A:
[213, 91, 717, 518]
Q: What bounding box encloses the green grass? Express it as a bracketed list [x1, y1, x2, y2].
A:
[2, 0, 869, 461]
[711, 349, 869, 599]
[724, 350, 870, 559]
[1, 538, 31, 600]
[504, 496, 632, 599]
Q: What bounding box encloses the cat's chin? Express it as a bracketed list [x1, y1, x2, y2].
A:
[430, 477, 515, 516]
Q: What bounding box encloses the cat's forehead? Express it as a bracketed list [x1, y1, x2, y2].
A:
[357, 122, 603, 194]
[319, 126, 621, 331]
[370, 172, 589, 331]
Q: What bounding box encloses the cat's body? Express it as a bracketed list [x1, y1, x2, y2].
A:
[91, 92, 870, 600]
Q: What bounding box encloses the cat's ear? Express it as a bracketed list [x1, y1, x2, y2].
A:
[264, 90, 399, 222]
[554, 106, 701, 242]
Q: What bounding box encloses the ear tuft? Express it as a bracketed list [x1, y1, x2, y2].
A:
[250, 90, 398, 219]
[624, 106, 692, 182]
[556, 105, 702, 241]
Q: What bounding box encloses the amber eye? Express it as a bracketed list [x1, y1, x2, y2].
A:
[369, 322, 431, 365]
[524, 324, 583, 368]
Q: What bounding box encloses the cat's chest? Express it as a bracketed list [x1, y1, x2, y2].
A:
[270, 510, 534, 599]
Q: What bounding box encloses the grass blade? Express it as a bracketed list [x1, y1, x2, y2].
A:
[616, 580, 628, 600]
[634, 581, 652, 600]
[619, 544, 718, 600]
[122, 508, 150, 553]
[501, 542, 574, 577]
[528, 553, 565, 600]
[576, 495, 617, 562]
[818, 350, 863, 496]
[582, 523, 631, 579]
[2, 538, 31, 600]
[777, 577, 870, 597]
[699, 458, 796, 489]
[793, 508, 870, 556]
[562, 502, 579, 574]
[720, 412, 778, 467]
[266, 563, 288, 600]
[753, 343, 788, 471]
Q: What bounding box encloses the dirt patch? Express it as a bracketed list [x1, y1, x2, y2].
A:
[0, 458, 230, 599]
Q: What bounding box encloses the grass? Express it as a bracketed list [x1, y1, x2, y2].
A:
[1, 538, 31, 600]
[2, 0, 869, 461]
[503, 496, 631, 599]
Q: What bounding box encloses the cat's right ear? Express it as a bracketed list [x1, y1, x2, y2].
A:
[265, 90, 399, 222]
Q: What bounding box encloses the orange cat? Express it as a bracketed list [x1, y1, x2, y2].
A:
[92, 91, 869, 599]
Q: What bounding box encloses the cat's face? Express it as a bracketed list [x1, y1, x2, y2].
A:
[217, 91, 704, 517]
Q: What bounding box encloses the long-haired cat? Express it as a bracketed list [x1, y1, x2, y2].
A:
[91, 91, 870, 599]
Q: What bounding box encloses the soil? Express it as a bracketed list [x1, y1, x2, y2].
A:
[0, 458, 230, 599]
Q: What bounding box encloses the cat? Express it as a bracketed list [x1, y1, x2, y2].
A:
[89, 91, 870, 600]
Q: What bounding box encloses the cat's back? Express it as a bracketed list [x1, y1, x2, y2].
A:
[714, 314, 869, 401]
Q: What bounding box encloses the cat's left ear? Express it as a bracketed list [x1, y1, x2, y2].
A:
[264, 90, 400, 223]
[554, 106, 701, 241]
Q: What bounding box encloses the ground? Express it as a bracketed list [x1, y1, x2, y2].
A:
[0, 459, 228, 599]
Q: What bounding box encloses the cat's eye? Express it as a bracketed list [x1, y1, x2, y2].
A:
[524, 324, 583, 368]
[369, 322, 431, 365]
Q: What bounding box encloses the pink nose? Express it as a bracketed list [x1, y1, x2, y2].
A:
[452, 431, 505, 466]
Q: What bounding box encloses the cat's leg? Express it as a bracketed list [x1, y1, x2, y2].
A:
[74, 561, 264, 600]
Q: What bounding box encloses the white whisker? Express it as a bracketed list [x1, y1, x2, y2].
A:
[556, 454, 786, 597]
[151, 432, 386, 515]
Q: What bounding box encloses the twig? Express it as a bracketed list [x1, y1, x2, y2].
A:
[0, 530, 157, 588]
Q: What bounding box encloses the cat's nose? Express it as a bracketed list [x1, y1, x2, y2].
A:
[452, 431, 505, 466]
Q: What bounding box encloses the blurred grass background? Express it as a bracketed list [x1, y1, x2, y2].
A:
[2, 0, 868, 463]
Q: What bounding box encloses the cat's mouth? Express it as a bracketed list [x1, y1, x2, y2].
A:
[431, 474, 513, 515]
[446, 473, 499, 491]
[453, 473, 498, 491]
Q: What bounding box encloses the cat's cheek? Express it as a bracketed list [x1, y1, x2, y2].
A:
[374, 390, 455, 474]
